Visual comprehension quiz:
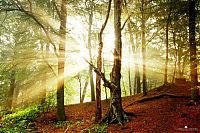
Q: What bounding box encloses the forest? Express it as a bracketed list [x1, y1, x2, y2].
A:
[0, 0, 199, 132]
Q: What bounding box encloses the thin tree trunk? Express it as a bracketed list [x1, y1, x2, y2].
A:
[164, 22, 169, 84]
[141, 0, 147, 96]
[127, 23, 132, 95]
[189, 0, 198, 101]
[164, 0, 172, 84]
[88, 4, 95, 102]
[7, 70, 16, 110]
[57, 0, 67, 121]
[103, 57, 108, 101]
[172, 29, 177, 83]
[95, 0, 112, 122]
[81, 76, 89, 103]
[77, 74, 82, 103]
[135, 32, 141, 94]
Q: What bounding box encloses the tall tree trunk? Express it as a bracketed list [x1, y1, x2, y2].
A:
[127, 24, 133, 96]
[40, 43, 49, 105]
[189, 0, 198, 101]
[164, 22, 169, 84]
[164, 0, 172, 84]
[135, 32, 141, 94]
[7, 70, 16, 110]
[88, 4, 95, 102]
[141, 0, 147, 96]
[103, 56, 108, 101]
[77, 74, 82, 103]
[95, 0, 112, 122]
[57, 0, 67, 121]
[81, 76, 89, 103]
[172, 29, 177, 83]
[101, 0, 129, 125]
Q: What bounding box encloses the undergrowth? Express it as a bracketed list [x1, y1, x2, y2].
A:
[0, 105, 39, 133]
[82, 124, 108, 133]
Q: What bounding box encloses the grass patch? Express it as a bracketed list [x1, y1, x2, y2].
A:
[0, 105, 39, 133]
[82, 124, 108, 133]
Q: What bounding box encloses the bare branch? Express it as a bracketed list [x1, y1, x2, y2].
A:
[99, 0, 112, 35]
[84, 58, 117, 91]
[121, 12, 133, 31]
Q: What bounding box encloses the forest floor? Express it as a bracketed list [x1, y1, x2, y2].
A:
[34, 82, 200, 133]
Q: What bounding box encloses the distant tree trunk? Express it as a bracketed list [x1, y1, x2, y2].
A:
[88, 3, 95, 102]
[172, 29, 177, 83]
[164, 0, 172, 84]
[103, 57, 108, 101]
[101, 0, 129, 124]
[141, 0, 147, 96]
[135, 33, 141, 94]
[40, 43, 49, 105]
[127, 23, 133, 95]
[7, 70, 16, 110]
[164, 21, 169, 84]
[81, 76, 89, 103]
[57, 0, 67, 121]
[95, 0, 111, 122]
[77, 74, 82, 103]
[189, 0, 198, 101]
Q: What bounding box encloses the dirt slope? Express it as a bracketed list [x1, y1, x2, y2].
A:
[34, 83, 200, 133]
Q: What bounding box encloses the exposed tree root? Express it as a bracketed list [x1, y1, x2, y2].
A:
[100, 98, 137, 125]
[137, 93, 190, 103]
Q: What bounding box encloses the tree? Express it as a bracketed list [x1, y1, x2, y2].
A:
[87, 0, 95, 102]
[164, 0, 172, 84]
[57, 0, 67, 121]
[101, 0, 129, 124]
[141, 0, 147, 96]
[95, 0, 112, 122]
[189, 0, 199, 101]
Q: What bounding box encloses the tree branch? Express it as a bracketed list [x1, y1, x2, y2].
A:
[0, 4, 59, 57]
[84, 58, 116, 92]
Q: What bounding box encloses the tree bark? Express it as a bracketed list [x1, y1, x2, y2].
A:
[101, 0, 129, 125]
[57, 0, 67, 121]
[81, 76, 89, 103]
[141, 0, 147, 96]
[88, 3, 95, 102]
[164, 0, 172, 84]
[135, 32, 141, 94]
[172, 29, 177, 83]
[189, 0, 199, 101]
[95, 0, 112, 122]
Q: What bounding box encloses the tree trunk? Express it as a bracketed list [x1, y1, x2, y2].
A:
[57, 0, 67, 121]
[88, 4, 95, 102]
[172, 29, 177, 83]
[95, 0, 112, 122]
[101, 0, 129, 125]
[81, 76, 89, 103]
[40, 43, 49, 105]
[189, 0, 199, 101]
[103, 57, 108, 101]
[164, 22, 169, 84]
[141, 0, 147, 96]
[135, 33, 141, 94]
[127, 23, 133, 96]
[164, 0, 172, 84]
[7, 70, 16, 110]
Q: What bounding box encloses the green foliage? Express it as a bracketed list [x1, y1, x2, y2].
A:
[82, 124, 108, 133]
[54, 121, 74, 129]
[0, 105, 39, 132]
